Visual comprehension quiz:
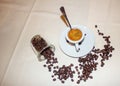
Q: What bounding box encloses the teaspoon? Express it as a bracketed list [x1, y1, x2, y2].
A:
[60, 6, 72, 29]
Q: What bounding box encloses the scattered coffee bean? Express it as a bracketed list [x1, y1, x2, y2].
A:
[75, 66, 78, 69]
[89, 76, 93, 79]
[77, 80, 80, 84]
[61, 80, 65, 83]
[72, 71, 75, 74]
[51, 75, 54, 77]
[78, 72, 80, 75]
[32, 25, 115, 85]
[70, 63, 74, 67]
[53, 78, 56, 81]
[43, 64, 47, 67]
[71, 79, 74, 82]
[95, 25, 98, 28]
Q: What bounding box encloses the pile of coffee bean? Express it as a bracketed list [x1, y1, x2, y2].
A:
[77, 53, 98, 82]
[51, 64, 75, 83]
[32, 25, 115, 84]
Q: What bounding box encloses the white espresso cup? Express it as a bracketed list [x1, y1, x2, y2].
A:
[65, 25, 85, 52]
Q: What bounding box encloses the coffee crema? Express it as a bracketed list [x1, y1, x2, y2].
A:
[68, 28, 82, 41]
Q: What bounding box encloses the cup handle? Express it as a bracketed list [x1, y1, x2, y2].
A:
[75, 43, 80, 52]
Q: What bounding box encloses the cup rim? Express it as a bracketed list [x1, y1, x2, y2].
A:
[65, 25, 85, 44]
[39, 44, 55, 54]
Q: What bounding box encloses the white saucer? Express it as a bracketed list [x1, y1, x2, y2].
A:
[59, 25, 95, 57]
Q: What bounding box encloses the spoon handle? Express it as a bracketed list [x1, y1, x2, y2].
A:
[60, 6, 72, 29]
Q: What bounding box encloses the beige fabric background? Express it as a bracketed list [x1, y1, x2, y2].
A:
[0, 0, 120, 86]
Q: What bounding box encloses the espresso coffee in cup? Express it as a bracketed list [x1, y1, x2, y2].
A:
[68, 29, 83, 41]
[65, 25, 85, 52]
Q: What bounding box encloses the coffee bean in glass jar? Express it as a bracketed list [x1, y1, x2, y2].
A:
[31, 35, 55, 61]
[31, 35, 47, 52]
